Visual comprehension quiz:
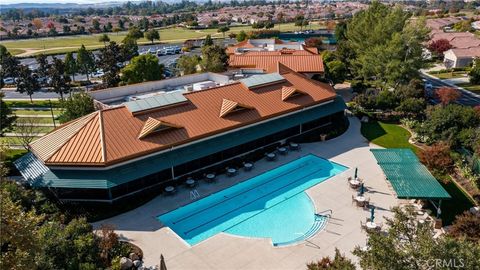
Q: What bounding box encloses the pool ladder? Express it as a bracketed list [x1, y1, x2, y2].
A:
[190, 189, 200, 200]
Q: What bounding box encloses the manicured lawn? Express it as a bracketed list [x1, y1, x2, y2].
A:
[3, 22, 322, 56]
[428, 71, 467, 79]
[13, 109, 63, 116]
[457, 82, 480, 94]
[360, 121, 419, 154]
[8, 49, 26, 55]
[6, 100, 61, 108]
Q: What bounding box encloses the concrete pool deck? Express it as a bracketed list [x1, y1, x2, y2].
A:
[93, 117, 399, 269]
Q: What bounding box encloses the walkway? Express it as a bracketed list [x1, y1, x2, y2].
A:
[93, 117, 398, 269]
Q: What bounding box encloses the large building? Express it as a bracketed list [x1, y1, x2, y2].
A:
[15, 64, 346, 203]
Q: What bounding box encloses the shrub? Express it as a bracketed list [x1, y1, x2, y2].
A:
[419, 142, 454, 175]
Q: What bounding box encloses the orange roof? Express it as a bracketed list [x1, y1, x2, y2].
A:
[31, 64, 336, 167]
[229, 52, 324, 73]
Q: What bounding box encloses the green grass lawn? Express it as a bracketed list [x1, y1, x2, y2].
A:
[360, 121, 419, 154]
[3, 22, 320, 56]
[13, 109, 62, 116]
[8, 49, 26, 56]
[428, 71, 467, 80]
[457, 82, 480, 94]
[6, 100, 61, 108]
[361, 120, 475, 225]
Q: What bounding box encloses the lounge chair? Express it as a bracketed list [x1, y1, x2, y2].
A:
[363, 198, 371, 210]
[360, 221, 366, 231]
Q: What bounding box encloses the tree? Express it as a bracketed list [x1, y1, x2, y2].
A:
[98, 224, 119, 265]
[469, 58, 480, 85]
[0, 93, 16, 136]
[16, 65, 40, 103]
[325, 60, 346, 85]
[97, 42, 123, 87]
[307, 248, 355, 270]
[121, 54, 164, 84]
[217, 26, 230, 39]
[125, 26, 143, 40]
[1, 48, 20, 80]
[236, 30, 247, 42]
[77, 45, 95, 81]
[32, 18, 43, 33]
[448, 211, 480, 242]
[98, 33, 110, 46]
[427, 39, 452, 58]
[419, 141, 454, 175]
[305, 37, 323, 50]
[15, 118, 41, 150]
[353, 205, 480, 270]
[0, 189, 42, 269]
[48, 57, 71, 100]
[276, 12, 284, 31]
[92, 19, 100, 31]
[396, 97, 426, 117]
[436, 87, 461, 106]
[58, 92, 95, 123]
[417, 104, 480, 146]
[204, 34, 214, 46]
[64, 52, 78, 82]
[144, 29, 160, 44]
[120, 37, 139, 62]
[201, 45, 228, 72]
[265, 21, 274, 29]
[177, 55, 200, 75]
[35, 54, 50, 79]
[342, 2, 429, 88]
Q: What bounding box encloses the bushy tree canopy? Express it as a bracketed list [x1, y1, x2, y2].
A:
[121, 54, 164, 84]
[58, 92, 95, 123]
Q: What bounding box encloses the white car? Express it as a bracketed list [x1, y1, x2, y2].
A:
[90, 70, 104, 78]
[3, 77, 15, 84]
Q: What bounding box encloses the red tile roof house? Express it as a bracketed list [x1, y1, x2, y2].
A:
[14, 64, 346, 202]
[429, 31, 480, 68]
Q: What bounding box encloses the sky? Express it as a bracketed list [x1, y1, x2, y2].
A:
[1, 0, 134, 5]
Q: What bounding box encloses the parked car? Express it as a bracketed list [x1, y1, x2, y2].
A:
[3, 77, 15, 84]
[90, 70, 104, 78]
[174, 46, 181, 54]
[157, 49, 166, 56]
[165, 47, 175, 55]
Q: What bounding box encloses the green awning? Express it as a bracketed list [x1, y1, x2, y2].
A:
[371, 149, 451, 200]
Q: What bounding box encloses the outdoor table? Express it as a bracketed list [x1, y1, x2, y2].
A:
[227, 168, 237, 176]
[206, 173, 216, 182]
[355, 195, 366, 206]
[278, 147, 287, 155]
[349, 179, 360, 188]
[366, 222, 377, 230]
[186, 178, 196, 188]
[244, 162, 253, 171]
[289, 142, 299, 150]
[165, 186, 175, 194]
[266, 153, 276, 161]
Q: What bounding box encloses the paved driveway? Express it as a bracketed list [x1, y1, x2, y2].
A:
[93, 117, 398, 269]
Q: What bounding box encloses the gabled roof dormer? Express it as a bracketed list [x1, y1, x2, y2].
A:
[281, 86, 308, 101]
[138, 117, 182, 139]
[219, 98, 254, 118]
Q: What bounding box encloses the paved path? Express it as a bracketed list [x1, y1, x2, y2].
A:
[93, 117, 398, 269]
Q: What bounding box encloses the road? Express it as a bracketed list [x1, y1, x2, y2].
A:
[421, 73, 480, 107]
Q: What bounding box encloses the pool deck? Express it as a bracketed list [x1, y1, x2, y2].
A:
[93, 117, 399, 269]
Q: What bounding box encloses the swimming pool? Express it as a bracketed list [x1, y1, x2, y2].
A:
[158, 154, 347, 246]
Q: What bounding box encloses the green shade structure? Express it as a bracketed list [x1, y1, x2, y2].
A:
[370, 149, 450, 200]
[370, 206, 375, 223]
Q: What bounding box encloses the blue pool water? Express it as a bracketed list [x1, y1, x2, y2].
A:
[158, 155, 347, 246]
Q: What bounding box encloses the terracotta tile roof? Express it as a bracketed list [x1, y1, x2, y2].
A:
[31, 64, 336, 167]
[229, 52, 324, 73]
